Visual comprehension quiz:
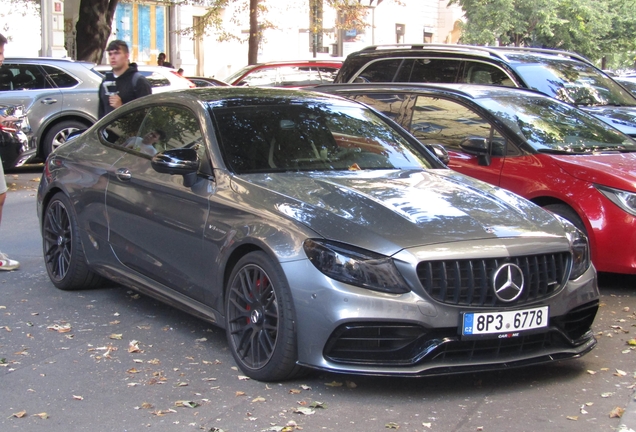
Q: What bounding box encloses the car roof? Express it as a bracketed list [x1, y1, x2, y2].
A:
[349, 44, 593, 66]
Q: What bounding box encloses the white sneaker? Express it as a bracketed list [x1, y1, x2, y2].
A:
[0, 252, 19, 271]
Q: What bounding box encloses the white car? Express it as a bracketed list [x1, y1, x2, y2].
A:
[95, 65, 195, 93]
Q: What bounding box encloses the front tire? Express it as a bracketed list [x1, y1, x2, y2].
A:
[544, 203, 587, 235]
[42, 192, 104, 290]
[225, 251, 302, 381]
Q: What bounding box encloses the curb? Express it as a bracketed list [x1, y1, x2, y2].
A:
[619, 390, 636, 432]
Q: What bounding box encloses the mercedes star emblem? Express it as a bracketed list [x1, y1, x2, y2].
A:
[492, 263, 524, 302]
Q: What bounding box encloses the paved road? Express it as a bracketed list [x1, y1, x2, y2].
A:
[1, 168, 635, 432]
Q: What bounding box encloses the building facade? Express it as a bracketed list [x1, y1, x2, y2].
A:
[2, 0, 464, 81]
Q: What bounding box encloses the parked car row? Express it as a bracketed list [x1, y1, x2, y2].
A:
[14, 43, 636, 381]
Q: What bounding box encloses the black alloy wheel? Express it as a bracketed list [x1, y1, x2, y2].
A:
[42, 193, 103, 290]
[225, 251, 302, 381]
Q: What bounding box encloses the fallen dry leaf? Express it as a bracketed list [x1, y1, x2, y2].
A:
[238, 375, 250, 380]
[294, 407, 314, 415]
[324, 381, 343, 387]
[610, 407, 625, 418]
[289, 389, 301, 394]
[385, 422, 400, 429]
[345, 381, 357, 389]
[587, 370, 597, 375]
[566, 416, 578, 421]
[109, 333, 123, 340]
[236, 391, 246, 397]
[252, 396, 266, 402]
[175, 400, 199, 408]
[33, 412, 48, 419]
[12, 410, 27, 418]
[73, 395, 83, 400]
[615, 369, 627, 377]
[141, 402, 153, 409]
[47, 323, 71, 333]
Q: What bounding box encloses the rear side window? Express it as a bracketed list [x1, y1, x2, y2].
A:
[396, 58, 463, 83]
[42, 65, 79, 88]
[354, 59, 402, 83]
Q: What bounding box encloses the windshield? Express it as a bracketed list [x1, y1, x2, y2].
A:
[477, 94, 636, 152]
[210, 101, 435, 174]
[510, 56, 636, 107]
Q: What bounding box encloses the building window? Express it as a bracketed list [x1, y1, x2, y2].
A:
[114, 3, 168, 64]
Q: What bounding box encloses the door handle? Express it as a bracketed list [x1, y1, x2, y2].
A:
[116, 168, 132, 181]
[40, 98, 58, 105]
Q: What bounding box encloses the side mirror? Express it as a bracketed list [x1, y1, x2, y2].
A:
[151, 148, 200, 187]
[425, 144, 450, 165]
[460, 136, 491, 166]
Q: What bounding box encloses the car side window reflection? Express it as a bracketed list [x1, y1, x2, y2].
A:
[141, 106, 205, 159]
[100, 108, 148, 147]
[409, 96, 507, 156]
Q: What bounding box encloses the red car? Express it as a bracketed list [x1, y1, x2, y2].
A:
[225, 60, 342, 88]
[318, 83, 636, 274]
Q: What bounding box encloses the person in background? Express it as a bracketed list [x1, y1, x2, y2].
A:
[157, 52, 174, 69]
[98, 40, 152, 119]
[0, 32, 19, 270]
[177, 68, 184, 76]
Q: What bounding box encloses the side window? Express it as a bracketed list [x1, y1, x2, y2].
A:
[100, 108, 149, 147]
[2, 63, 48, 90]
[140, 71, 170, 88]
[397, 58, 463, 83]
[137, 106, 204, 159]
[42, 65, 79, 88]
[408, 96, 507, 156]
[463, 62, 515, 87]
[354, 59, 402, 83]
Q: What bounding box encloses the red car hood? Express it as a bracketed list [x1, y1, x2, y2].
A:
[551, 152, 636, 189]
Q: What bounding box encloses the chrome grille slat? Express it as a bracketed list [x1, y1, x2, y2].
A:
[417, 252, 570, 307]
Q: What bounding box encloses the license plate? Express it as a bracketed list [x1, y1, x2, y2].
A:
[461, 306, 549, 339]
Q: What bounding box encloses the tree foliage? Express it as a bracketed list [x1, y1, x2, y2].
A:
[449, 0, 636, 67]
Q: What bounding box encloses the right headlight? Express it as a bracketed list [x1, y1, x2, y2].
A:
[551, 214, 591, 280]
[596, 184, 636, 217]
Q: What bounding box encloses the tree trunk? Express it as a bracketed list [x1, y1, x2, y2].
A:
[248, 0, 258, 65]
[75, 0, 119, 63]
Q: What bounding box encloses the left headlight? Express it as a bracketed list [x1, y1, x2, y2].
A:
[551, 214, 591, 280]
[303, 239, 411, 294]
[596, 184, 636, 217]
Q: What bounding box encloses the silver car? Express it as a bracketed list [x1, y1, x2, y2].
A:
[0, 57, 102, 161]
[37, 87, 599, 381]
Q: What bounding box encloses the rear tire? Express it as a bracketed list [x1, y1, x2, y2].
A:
[42, 192, 104, 290]
[225, 251, 304, 381]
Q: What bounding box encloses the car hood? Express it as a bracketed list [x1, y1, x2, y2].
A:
[234, 169, 565, 256]
[579, 106, 636, 136]
[549, 152, 636, 190]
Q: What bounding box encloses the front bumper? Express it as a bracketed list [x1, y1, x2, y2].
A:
[284, 255, 598, 376]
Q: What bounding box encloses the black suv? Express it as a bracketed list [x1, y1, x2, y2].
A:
[334, 44, 636, 136]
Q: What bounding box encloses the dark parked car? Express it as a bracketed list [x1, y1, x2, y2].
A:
[37, 87, 598, 381]
[335, 44, 636, 137]
[317, 83, 636, 274]
[225, 60, 342, 87]
[0, 58, 102, 161]
[0, 104, 30, 169]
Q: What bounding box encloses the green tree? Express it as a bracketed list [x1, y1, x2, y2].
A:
[449, 0, 636, 67]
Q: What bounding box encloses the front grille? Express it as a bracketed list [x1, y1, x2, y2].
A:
[416, 252, 570, 307]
